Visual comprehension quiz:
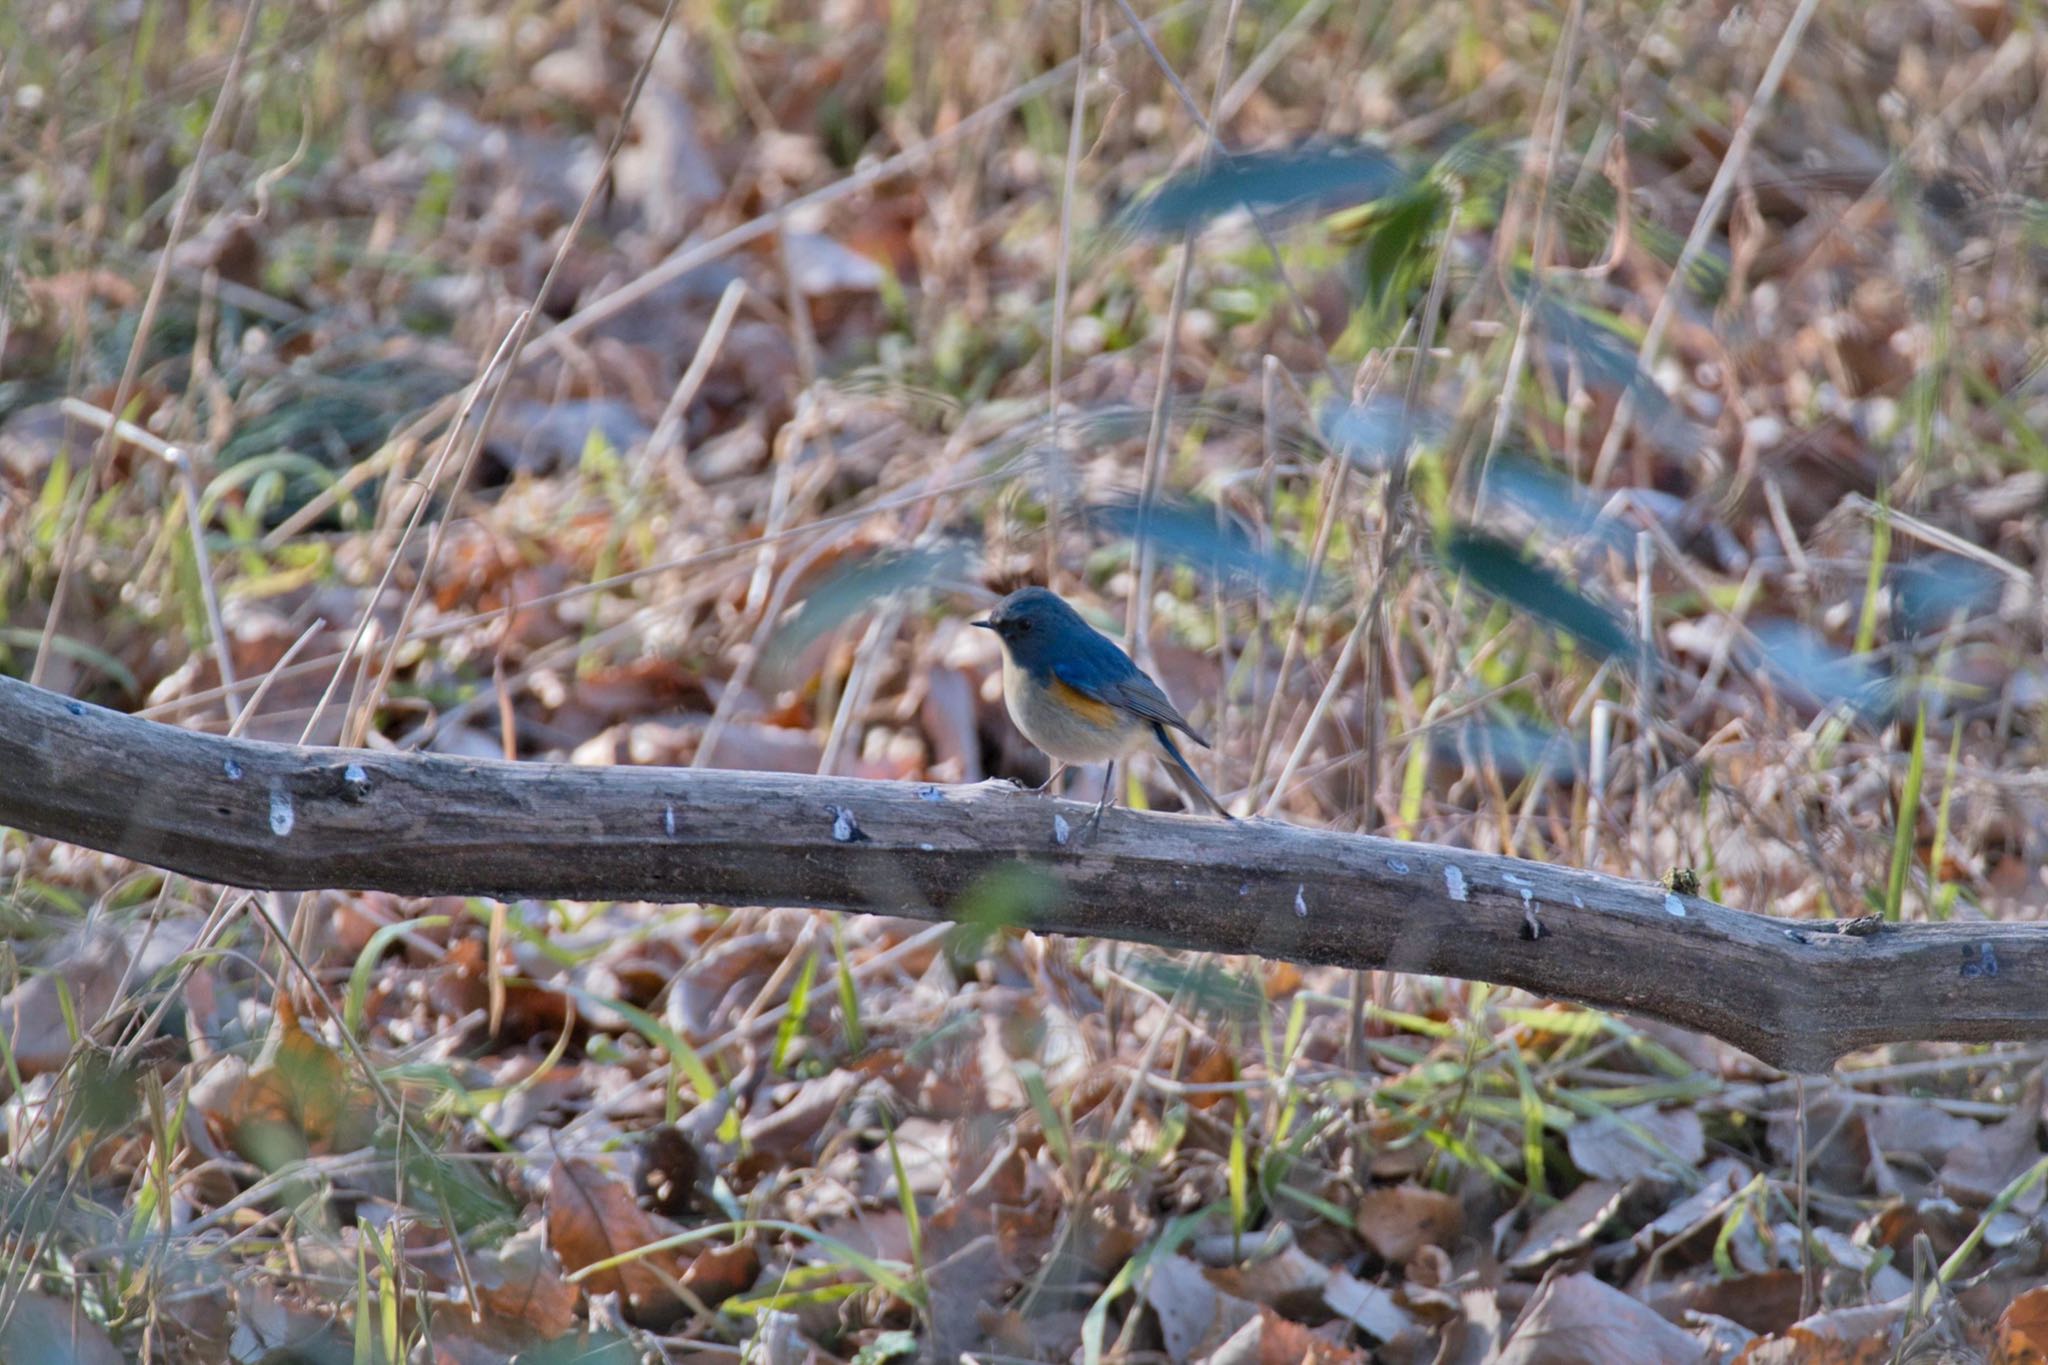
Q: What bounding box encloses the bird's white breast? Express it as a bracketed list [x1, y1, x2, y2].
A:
[1002, 654, 1143, 763]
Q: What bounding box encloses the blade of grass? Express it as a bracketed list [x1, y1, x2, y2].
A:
[1852, 495, 1892, 658]
[770, 949, 818, 1073]
[1884, 701, 1929, 920]
[882, 1116, 926, 1288]
[344, 915, 451, 1035]
[1228, 1095, 1249, 1258]
[1927, 723, 1964, 920]
[1919, 1153, 2048, 1314]
[566, 1218, 918, 1305]
[832, 919, 866, 1054]
[560, 986, 720, 1121]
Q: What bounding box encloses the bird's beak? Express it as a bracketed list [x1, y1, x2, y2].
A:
[971, 619, 995, 630]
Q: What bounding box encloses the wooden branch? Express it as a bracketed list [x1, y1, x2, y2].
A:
[0, 673, 2033, 1073]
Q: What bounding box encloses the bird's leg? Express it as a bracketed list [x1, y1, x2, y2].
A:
[1081, 760, 1117, 840]
[1031, 761, 1068, 794]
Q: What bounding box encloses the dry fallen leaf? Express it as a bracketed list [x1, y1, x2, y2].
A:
[469, 1220, 580, 1340]
[1434, 1287, 1505, 1365]
[1732, 1303, 1904, 1365]
[0, 929, 129, 1076]
[1509, 1177, 1628, 1273]
[681, 1237, 762, 1304]
[1997, 1286, 2048, 1365]
[1355, 1182, 1464, 1264]
[1566, 1102, 1706, 1183]
[546, 1154, 756, 1329]
[1322, 1267, 1418, 1343]
[1140, 1253, 1260, 1364]
[1940, 1075, 2047, 1209]
[225, 995, 375, 1163]
[0, 1291, 123, 1365]
[740, 1070, 863, 1163]
[1863, 1099, 1982, 1169]
[925, 1231, 1010, 1360]
[1670, 1269, 1806, 1337]
[1209, 1306, 1368, 1365]
[1635, 1156, 1750, 1255]
[1494, 1273, 1705, 1365]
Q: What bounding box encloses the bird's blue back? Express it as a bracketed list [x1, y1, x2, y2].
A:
[1053, 616, 1142, 690]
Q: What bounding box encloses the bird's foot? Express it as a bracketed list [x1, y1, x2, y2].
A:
[1078, 773, 1116, 844]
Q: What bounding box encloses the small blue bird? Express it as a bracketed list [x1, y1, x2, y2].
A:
[975, 587, 1232, 831]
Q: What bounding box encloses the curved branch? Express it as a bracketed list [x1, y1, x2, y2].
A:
[0, 674, 2030, 1072]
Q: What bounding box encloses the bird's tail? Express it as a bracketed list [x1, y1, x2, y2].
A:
[1151, 723, 1234, 820]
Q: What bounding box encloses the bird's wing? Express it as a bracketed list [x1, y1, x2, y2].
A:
[1052, 656, 1209, 747]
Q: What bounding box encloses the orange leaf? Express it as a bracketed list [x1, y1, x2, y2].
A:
[1997, 1286, 2048, 1365]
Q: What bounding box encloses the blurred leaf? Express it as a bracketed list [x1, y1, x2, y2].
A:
[1935, 1074, 2044, 1207]
[1437, 718, 1583, 785]
[1478, 451, 1625, 549]
[0, 628, 140, 696]
[446, 1220, 581, 1342]
[1123, 953, 1265, 1022]
[73, 1050, 146, 1131]
[231, 996, 374, 1165]
[1995, 1286, 2048, 1362]
[1747, 620, 1893, 717]
[1524, 286, 1698, 455]
[950, 863, 1060, 957]
[1442, 529, 1635, 662]
[1323, 1272, 1417, 1345]
[1318, 394, 1444, 472]
[761, 540, 977, 684]
[1126, 144, 1410, 235]
[1344, 176, 1453, 309]
[854, 1332, 923, 1364]
[1088, 497, 1308, 596]
[1138, 1252, 1258, 1361]
[391, 1128, 521, 1237]
[513, 1331, 639, 1365]
[1892, 555, 2005, 638]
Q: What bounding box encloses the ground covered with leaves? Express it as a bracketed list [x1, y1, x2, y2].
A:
[7, 0, 2048, 1360]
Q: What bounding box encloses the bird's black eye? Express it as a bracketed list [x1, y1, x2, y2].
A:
[1015, 619, 1031, 633]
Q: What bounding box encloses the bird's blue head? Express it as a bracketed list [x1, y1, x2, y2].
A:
[973, 586, 1092, 675]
